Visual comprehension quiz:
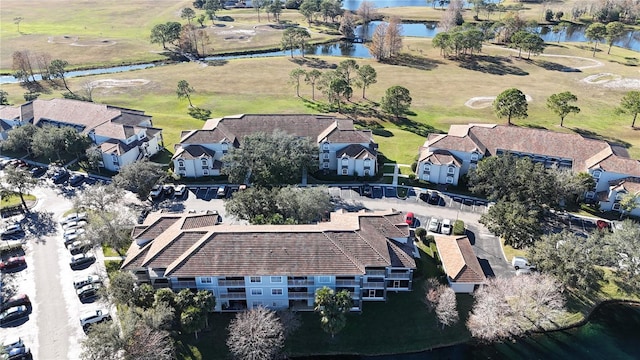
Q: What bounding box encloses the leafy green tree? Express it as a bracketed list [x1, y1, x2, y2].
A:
[3, 167, 38, 213]
[150, 22, 182, 49]
[227, 307, 285, 360]
[153, 288, 176, 309]
[181, 7, 196, 26]
[83, 209, 136, 255]
[23, 91, 39, 102]
[222, 130, 317, 187]
[381, 85, 412, 119]
[194, 290, 216, 327]
[141, 301, 175, 331]
[268, 0, 284, 22]
[618, 91, 640, 127]
[108, 271, 137, 306]
[520, 33, 545, 59]
[304, 69, 322, 100]
[176, 80, 195, 107]
[355, 64, 377, 99]
[480, 200, 541, 248]
[48, 59, 73, 93]
[493, 88, 527, 125]
[339, 11, 356, 38]
[314, 287, 352, 337]
[336, 59, 359, 87]
[134, 283, 156, 309]
[605, 220, 640, 292]
[175, 288, 196, 314]
[2, 123, 37, 156]
[528, 231, 604, 292]
[619, 192, 640, 219]
[281, 27, 311, 57]
[433, 32, 451, 57]
[0, 90, 9, 105]
[224, 187, 280, 223]
[605, 21, 625, 54]
[299, 0, 321, 24]
[318, 71, 351, 112]
[289, 68, 306, 97]
[585, 22, 606, 57]
[181, 306, 207, 339]
[112, 159, 166, 200]
[546, 91, 580, 127]
[204, 0, 224, 22]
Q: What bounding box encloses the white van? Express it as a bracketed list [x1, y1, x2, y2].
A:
[512, 256, 536, 270]
[217, 186, 227, 198]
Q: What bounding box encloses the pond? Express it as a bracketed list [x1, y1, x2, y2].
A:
[294, 302, 640, 360]
[342, 0, 499, 11]
[356, 21, 640, 52]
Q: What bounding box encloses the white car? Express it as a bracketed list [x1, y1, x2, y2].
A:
[61, 212, 87, 224]
[428, 218, 440, 233]
[149, 184, 162, 198]
[0, 223, 23, 236]
[80, 309, 111, 331]
[512, 256, 536, 271]
[62, 220, 87, 230]
[73, 274, 103, 289]
[63, 228, 85, 239]
[440, 219, 452, 235]
[174, 184, 187, 197]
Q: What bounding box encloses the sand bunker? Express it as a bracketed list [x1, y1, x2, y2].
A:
[88, 79, 150, 88]
[465, 94, 533, 109]
[48, 35, 116, 47]
[581, 73, 640, 90]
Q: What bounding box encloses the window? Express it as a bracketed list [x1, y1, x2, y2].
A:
[423, 164, 431, 172]
[271, 288, 283, 296]
[368, 289, 376, 297]
[322, 143, 329, 150]
[203, 170, 209, 176]
[319, 276, 331, 283]
[251, 288, 263, 296]
[200, 277, 212, 284]
[270, 276, 282, 283]
[423, 174, 430, 181]
[342, 168, 348, 175]
[252, 301, 263, 308]
[364, 170, 370, 176]
[470, 153, 478, 162]
[222, 142, 229, 154]
[323, 162, 329, 169]
[447, 166, 455, 174]
[139, 133, 146, 140]
[201, 159, 208, 166]
[341, 158, 349, 165]
[613, 203, 621, 211]
[446, 177, 454, 184]
[323, 153, 329, 159]
[364, 159, 371, 167]
[586, 191, 595, 199]
[250, 276, 261, 283]
[393, 280, 400, 288]
[592, 170, 602, 179]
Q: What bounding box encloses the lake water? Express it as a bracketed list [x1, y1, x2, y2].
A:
[356, 21, 640, 52]
[295, 302, 640, 360]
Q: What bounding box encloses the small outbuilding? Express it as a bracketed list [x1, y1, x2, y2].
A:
[434, 236, 486, 293]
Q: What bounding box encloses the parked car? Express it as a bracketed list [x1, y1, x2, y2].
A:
[51, 171, 69, 184]
[362, 185, 372, 197]
[441, 219, 452, 235]
[68, 240, 92, 255]
[61, 212, 87, 225]
[80, 309, 111, 331]
[217, 185, 227, 198]
[62, 220, 87, 231]
[29, 166, 47, 178]
[0, 240, 22, 253]
[76, 284, 100, 302]
[163, 185, 174, 197]
[2, 344, 31, 360]
[149, 184, 162, 199]
[404, 212, 415, 226]
[63, 233, 80, 248]
[428, 192, 441, 205]
[2, 337, 23, 352]
[0, 305, 29, 325]
[1, 294, 30, 311]
[69, 253, 95, 270]
[512, 256, 536, 271]
[73, 274, 102, 289]
[0, 256, 26, 272]
[174, 184, 187, 197]
[69, 174, 86, 187]
[428, 218, 440, 233]
[0, 224, 23, 238]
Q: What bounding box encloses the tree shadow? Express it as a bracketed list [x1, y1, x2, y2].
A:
[391, 117, 444, 137]
[288, 57, 336, 69]
[23, 211, 57, 241]
[458, 55, 529, 76]
[204, 59, 228, 67]
[571, 127, 632, 148]
[521, 123, 548, 130]
[381, 53, 443, 71]
[532, 59, 581, 72]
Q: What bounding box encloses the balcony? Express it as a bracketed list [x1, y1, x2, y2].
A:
[362, 282, 385, 289]
[365, 270, 386, 276]
[172, 280, 196, 289]
[386, 272, 410, 279]
[218, 279, 245, 287]
[288, 291, 313, 299]
[219, 292, 247, 300]
[336, 279, 359, 286]
[288, 279, 314, 286]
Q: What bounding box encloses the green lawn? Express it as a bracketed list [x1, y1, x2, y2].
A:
[1, 194, 36, 208]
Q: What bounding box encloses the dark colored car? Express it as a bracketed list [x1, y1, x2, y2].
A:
[4, 344, 31, 360]
[163, 185, 175, 196]
[419, 192, 429, 202]
[0, 257, 26, 272]
[0, 305, 29, 326]
[52, 171, 69, 184]
[363, 185, 372, 197]
[29, 166, 47, 178]
[1, 294, 30, 311]
[69, 253, 95, 270]
[428, 192, 441, 205]
[137, 209, 150, 224]
[76, 284, 100, 302]
[68, 240, 92, 255]
[68, 174, 85, 187]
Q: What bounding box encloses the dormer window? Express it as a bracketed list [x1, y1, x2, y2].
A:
[322, 142, 329, 151]
[423, 164, 431, 172]
[447, 166, 455, 174]
[201, 159, 208, 166]
[178, 160, 185, 167]
[222, 142, 229, 154]
[470, 153, 479, 162]
[364, 158, 371, 167]
[323, 153, 329, 159]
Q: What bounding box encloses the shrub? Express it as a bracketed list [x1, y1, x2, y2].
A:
[188, 107, 212, 120]
[453, 220, 465, 235]
[415, 227, 426, 241]
[425, 235, 435, 243]
[411, 161, 417, 172]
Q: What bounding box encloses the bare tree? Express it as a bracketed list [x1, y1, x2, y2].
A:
[435, 286, 459, 329]
[227, 307, 285, 360]
[467, 274, 568, 342]
[34, 53, 52, 81]
[356, 1, 377, 24]
[13, 17, 24, 33]
[439, 0, 464, 31]
[422, 278, 442, 312]
[385, 17, 403, 58]
[369, 22, 388, 60]
[12, 50, 36, 83]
